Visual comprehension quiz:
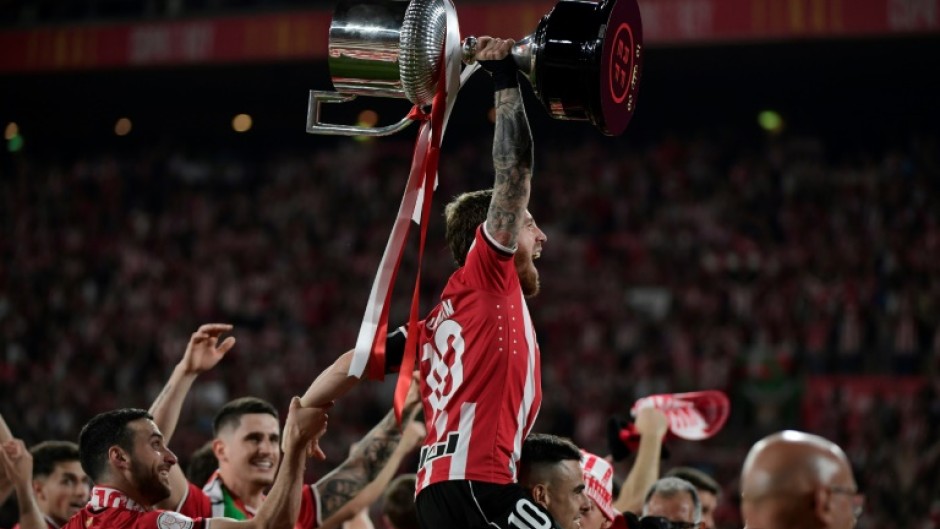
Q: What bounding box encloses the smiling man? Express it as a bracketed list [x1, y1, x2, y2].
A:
[62, 403, 327, 529]
[150, 324, 422, 529]
[197, 398, 281, 519]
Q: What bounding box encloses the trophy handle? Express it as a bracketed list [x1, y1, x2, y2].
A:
[306, 90, 415, 137]
[305, 64, 481, 137]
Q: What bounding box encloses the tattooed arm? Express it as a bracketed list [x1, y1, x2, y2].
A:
[473, 37, 534, 250]
[318, 418, 425, 529]
[149, 323, 236, 510]
[313, 381, 423, 524]
[486, 87, 533, 250]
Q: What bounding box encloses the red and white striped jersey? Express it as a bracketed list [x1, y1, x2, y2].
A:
[415, 225, 542, 493]
[63, 487, 209, 529]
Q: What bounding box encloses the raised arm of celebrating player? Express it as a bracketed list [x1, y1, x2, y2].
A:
[0, 413, 15, 505]
[613, 407, 669, 514]
[148, 323, 236, 509]
[299, 350, 360, 410]
[317, 396, 425, 529]
[0, 439, 47, 529]
[476, 37, 534, 250]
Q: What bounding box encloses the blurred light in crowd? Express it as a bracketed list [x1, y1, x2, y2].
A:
[115, 117, 132, 136]
[357, 109, 379, 128]
[487, 107, 496, 124]
[4, 122, 18, 140]
[232, 113, 253, 132]
[7, 134, 24, 153]
[758, 110, 784, 133]
[353, 110, 378, 142]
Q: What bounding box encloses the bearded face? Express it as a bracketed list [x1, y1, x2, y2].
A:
[514, 211, 545, 298]
[515, 248, 541, 298]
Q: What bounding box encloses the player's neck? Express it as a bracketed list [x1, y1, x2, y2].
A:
[42, 509, 66, 527]
[218, 470, 265, 510]
[36, 504, 64, 528]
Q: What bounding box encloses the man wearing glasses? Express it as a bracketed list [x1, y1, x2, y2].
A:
[740, 430, 863, 529]
[640, 477, 703, 529]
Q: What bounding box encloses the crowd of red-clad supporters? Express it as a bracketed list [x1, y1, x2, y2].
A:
[1, 131, 938, 529]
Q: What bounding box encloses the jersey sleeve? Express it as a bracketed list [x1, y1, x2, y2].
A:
[294, 484, 319, 529]
[461, 224, 517, 293]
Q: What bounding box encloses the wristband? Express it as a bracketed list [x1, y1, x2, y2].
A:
[478, 55, 519, 90]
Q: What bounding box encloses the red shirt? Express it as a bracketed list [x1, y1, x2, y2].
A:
[415, 225, 542, 493]
[175, 474, 319, 529]
[62, 487, 207, 529]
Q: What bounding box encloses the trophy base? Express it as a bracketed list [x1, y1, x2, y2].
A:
[530, 0, 643, 136]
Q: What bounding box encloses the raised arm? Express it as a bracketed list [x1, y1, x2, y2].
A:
[320, 420, 425, 529]
[149, 323, 235, 509]
[0, 413, 15, 504]
[313, 379, 423, 525]
[212, 398, 328, 529]
[0, 439, 46, 529]
[299, 350, 360, 409]
[613, 407, 669, 514]
[475, 37, 534, 250]
[291, 349, 362, 459]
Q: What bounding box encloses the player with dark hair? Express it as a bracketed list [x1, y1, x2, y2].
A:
[184, 443, 216, 488]
[149, 324, 422, 529]
[19, 442, 91, 529]
[0, 439, 46, 529]
[62, 402, 326, 529]
[0, 414, 91, 529]
[517, 434, 590, 529]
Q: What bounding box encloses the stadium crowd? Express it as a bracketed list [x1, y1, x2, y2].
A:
[1, 129, 939, 529]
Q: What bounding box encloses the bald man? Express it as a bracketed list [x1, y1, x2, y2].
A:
[740, 430, 863, 529]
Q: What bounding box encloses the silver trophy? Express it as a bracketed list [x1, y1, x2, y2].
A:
[306, 0, 643, 137]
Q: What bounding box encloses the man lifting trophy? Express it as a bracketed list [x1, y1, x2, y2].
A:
[298, 2, 643, 528]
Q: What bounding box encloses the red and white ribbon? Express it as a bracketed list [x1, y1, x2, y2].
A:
[348, 0, 465, 424]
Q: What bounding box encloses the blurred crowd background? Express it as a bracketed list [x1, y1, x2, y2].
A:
[3, 130, 939, 528]
[2, 1, 940, 528]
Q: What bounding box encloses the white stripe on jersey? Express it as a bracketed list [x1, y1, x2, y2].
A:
[434, 410, 449, 445]
[449, 402, 476, 480]
[420, 409, 449, 490]
[511, 292, 539, 480]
